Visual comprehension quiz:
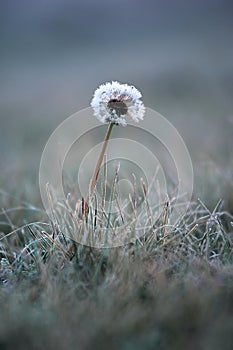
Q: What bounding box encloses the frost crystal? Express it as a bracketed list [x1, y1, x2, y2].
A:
[91, 81, 145, 126]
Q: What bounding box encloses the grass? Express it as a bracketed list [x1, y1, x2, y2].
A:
[1, 2, 233, 348]
[0, 171, 233, 349]
[0, 82, 233, 350]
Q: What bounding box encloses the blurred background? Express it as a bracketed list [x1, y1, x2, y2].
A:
[1, 0, 233, 215]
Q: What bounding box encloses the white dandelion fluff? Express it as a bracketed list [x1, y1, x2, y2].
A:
[91, 81, 145, 126]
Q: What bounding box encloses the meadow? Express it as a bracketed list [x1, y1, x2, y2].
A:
[1, 2, 233, 349]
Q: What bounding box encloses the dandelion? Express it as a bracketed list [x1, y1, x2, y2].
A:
[86, 81, 145, 211]
[91, 81, 145, 126]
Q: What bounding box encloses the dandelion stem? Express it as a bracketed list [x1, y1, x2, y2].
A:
[85, 122, 114, 212]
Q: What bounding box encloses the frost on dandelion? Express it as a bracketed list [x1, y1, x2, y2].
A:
[86, 81, 145, 209]
[91, 81, 145, 126]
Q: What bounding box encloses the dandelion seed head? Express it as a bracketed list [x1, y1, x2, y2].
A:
[91, 81, 145, 126]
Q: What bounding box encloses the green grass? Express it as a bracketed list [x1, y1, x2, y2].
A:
[0, 181, 233, 349]
[0, 112, 232, 349]
[1, 2, 233, 348]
